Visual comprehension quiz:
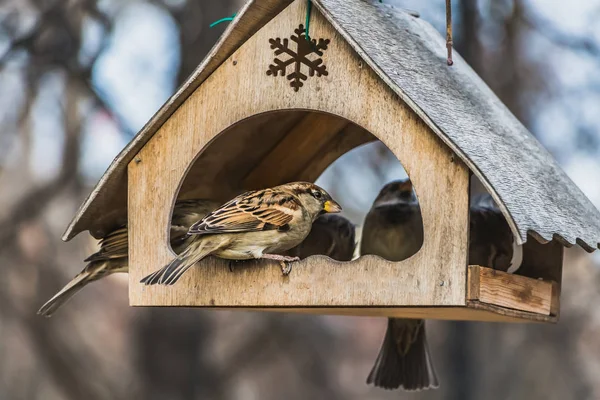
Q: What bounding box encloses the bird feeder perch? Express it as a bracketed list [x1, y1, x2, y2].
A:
[63, 0, 600, 323]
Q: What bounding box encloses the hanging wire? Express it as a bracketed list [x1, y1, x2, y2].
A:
[305, 0, 313, 41]
[446, 0, 453, 65]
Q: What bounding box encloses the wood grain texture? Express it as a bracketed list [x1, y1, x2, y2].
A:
[314, 0, 600, 252]
[128, 306, 556, 323]
[299, 122, 377, 183]
[128, 2, 470, 309]
[467, 266, 557, 316]
[244, 112, 349, 188]
[179, 111, 375, 202]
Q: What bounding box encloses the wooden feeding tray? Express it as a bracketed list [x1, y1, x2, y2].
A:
[236, 265, 560, 324]
[466, 266, 559, 321]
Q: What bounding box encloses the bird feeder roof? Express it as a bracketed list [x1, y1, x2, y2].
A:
[64, 0, 600, 252]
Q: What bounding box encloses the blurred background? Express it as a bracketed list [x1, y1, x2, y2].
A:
[1, 0, 600, 399]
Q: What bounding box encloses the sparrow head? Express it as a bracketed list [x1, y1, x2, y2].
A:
[372, 179, 417, 209]
[285, 182, 342, 219]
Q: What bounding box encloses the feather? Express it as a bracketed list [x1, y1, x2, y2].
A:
[140, 235, 231, 285]
[39, 199, 219, 316]
[37, 259, 127, 317]
[367, 319, 438, 391]
[189, 189, 299, 235]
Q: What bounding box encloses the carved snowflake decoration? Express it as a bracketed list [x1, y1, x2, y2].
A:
[266, 24, 330, 91]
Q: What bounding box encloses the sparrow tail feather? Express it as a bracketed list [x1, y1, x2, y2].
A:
[367, 318, 438, 391]
[140, 237, 226, 285]
[37, 266, 96, 317]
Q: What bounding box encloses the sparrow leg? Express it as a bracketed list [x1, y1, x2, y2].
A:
[260, 254, 300, 276]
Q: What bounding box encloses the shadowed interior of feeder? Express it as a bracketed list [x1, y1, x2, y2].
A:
[171, 109, 425, 261]
[176, 110, 375, 201]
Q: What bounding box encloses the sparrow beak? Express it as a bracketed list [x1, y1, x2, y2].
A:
[324, 200, 342, 213]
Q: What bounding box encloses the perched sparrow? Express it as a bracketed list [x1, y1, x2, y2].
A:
[363, 180, 514, 391]
[469, 193, 514, 272]
[140, 182, 342, 285]
[361, 179, 435, 391]
[286, 214, 356, 261]
[37, 199, 220, 317]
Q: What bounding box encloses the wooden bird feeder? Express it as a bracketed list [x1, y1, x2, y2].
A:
[63, 0, 600, 323]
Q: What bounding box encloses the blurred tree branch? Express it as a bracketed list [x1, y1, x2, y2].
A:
[0, 77, 82, 254]
[519, 7, 600, 59]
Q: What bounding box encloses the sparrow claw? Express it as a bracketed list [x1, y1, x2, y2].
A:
[228, 261, 235, 272]
[280, 261, 293, 276]
[260, 254, 299, 275]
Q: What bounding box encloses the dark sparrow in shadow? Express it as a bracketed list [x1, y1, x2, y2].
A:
[362, 179, 514, 391]
[286, 213, 356, 261]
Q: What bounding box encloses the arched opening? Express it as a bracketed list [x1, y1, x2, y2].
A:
[168, 110, 424, 263]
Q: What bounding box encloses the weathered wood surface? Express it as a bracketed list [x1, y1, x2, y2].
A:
[244, 113, 349, 189]
[226, 306, 557, 323]
[128, 1, 470, 309]
[467, 266, 557, 316]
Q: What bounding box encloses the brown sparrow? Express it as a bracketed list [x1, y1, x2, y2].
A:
[286, 213, 356, 261]
[362, 179, 514, 391]
[140, 182, 342, 285]
[38, 199, 220, 317]
[468, 193, 514, 272]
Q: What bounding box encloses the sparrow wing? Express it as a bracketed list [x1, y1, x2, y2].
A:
[170, 199, 220, 247]
[84, 226, 128, 262]
[85, 199, 221, 263]
[172, 199, 220, 228]
[188, 189, 299, 235]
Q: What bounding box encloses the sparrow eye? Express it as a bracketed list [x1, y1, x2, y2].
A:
[312, 190, 322, 199]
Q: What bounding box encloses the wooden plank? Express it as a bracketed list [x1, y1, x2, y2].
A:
[179, 111, 308, 201]
[467, 265, 556, 316]
[129, 306, 556, 323]
[299, 123, 376, 182]
[257, 306, 557, 323]
[180, 114, 374, 202]
[129, 1, 470, 309]
[467, 264, 480, 300]
[244, 112, 349, 189]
